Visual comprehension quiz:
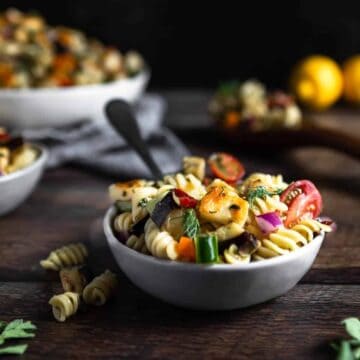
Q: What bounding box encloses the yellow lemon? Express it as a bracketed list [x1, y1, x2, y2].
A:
[343, 55, 360, 104]
[290, 55, 343, 110]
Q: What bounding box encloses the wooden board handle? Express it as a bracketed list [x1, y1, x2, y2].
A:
[304, 122, 360, 160]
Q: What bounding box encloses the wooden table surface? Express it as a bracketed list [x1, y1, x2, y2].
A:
[1, 91, 360, 359]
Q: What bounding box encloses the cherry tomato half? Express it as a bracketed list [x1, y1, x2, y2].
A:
[208, 152, 245, 183]
[280, 180, 323, 227]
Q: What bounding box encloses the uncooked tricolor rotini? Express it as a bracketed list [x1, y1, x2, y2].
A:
[83, 270, 118, 306]
[109, 153, 334, 264]
[49, 292, 80, 322]
[40, 243, 88, 271]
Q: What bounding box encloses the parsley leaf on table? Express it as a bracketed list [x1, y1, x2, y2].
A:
[0, 319, 36, 356]
[0, 344, 28, 355]
[332, 317, 360, 360]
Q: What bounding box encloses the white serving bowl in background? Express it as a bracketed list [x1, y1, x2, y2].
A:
[104, 207, 324, 310]
[0, 70, 150, 129]
[0, 144, 47, 216]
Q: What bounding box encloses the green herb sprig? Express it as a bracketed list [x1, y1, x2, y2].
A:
[0, 319, 37, 356]
[331, 318, 360, 359]
[183, 209, 200, 239]
[246, 186, 283, 208]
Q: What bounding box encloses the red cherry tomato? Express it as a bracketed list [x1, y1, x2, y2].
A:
[280, 180, 323, 227]
[208, 152, 245, 183]
[173, 189, 198, 208]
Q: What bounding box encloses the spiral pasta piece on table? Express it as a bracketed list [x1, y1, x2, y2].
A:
[83, 270, 118, 306]
[253, 219, 331, 260]
[163, 173, 206, 200]
[113, 212, 133, 233]
[183, 156, 206, 181]
[60, 266, 89, 293]
[49, 292, 80, 322]
[250, 195, 288, 216]
[144, 218, 179, 260]
[40, 243, 88, 271]
[126, 234, 148, 254]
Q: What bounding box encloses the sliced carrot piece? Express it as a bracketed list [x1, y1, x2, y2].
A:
[176, 236, 196, 262]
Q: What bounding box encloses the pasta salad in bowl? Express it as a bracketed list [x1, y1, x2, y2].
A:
[0, 128, 47, 215]
[104, 153, 335, 309]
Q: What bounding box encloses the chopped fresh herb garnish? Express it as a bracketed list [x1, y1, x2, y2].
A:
[0, 319, 36, 356]
[138, 198, 148, 208]
[183, 209, 200, 239]
[246, 186, 283, 208]
[331, 317, 360, 359]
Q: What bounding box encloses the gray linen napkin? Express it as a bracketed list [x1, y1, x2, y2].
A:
[23, 94, 189, 178]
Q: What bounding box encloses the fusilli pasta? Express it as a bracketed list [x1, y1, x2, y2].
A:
[113, 212, 133, 233]
[108, 153, 335, 265]
[83, 270, 118, 306]
[163, 173, 206, 200]
[254, 219, 331, 260]
[49, 292, 80, 322]
[250, 195, 288, 216]
[240, 172, 288, 195]
[59, 266, 89, 293]
[223, 244, 251, 264]
[144, 218, 179, 260]
[126, 234, 148, 254]
[40, 243, 88, 271]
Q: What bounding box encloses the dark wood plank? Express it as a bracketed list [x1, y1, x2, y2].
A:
[1, 281, 358, 360]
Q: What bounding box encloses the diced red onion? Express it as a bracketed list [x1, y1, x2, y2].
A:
[256, 212, 282, 234]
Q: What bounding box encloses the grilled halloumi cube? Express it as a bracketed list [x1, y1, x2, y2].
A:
[198, 185, 249, 226]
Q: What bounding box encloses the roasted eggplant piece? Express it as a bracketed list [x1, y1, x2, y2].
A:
[149, 191, 178, 228]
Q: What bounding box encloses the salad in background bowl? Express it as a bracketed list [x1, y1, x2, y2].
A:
[0, 8, 149, 128]
[0, 128, 47, 215]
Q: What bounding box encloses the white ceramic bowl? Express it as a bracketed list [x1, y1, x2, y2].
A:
[0, 70, 150, 129]
[0, 144, 47, 216]
[104, 207, 324, 310]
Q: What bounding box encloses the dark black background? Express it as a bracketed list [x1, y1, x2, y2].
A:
[1, 1, 359, 88]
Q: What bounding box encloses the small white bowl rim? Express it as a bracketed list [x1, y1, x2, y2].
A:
[104, 206, 324, 272]
[0, 143, 48, 183]
[0, 69, 149, 96]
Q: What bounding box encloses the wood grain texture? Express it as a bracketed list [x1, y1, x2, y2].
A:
[0, 92, 359, 359]
[1, 281, 359, 360]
